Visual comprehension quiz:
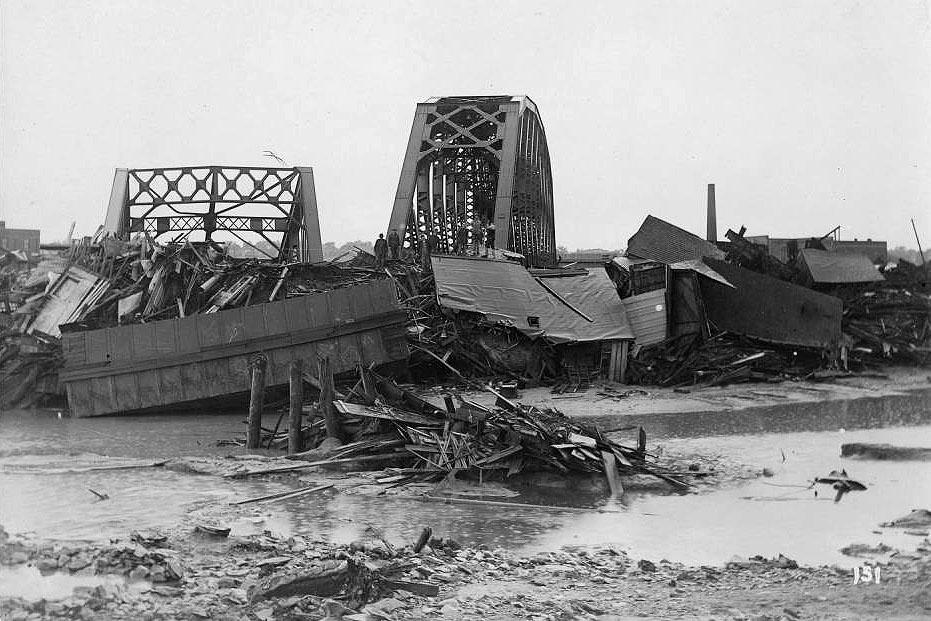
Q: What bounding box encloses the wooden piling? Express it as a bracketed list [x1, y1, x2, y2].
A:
[288, 359, 304, 454]
[319, 356, 341, 440]
[246, 353, 267, 449]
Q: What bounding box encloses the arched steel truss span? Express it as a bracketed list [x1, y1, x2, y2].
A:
[387, 96, 556, 267]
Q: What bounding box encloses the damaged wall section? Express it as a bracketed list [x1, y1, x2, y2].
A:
[699, 257, 843, 349]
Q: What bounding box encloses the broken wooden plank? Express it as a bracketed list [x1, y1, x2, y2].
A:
[231, 483, 333, 506]
[568, 432, 597, 449]
[601, 450, 624, 498]
[227, 452, 408, 478]
[334, 400, 441, 425]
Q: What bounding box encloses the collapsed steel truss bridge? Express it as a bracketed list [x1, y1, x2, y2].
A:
[103, 166, 323, 262]
[387, 96, 556, 267]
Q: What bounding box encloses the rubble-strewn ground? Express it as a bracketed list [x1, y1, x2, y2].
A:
[2, 519, 930, 621]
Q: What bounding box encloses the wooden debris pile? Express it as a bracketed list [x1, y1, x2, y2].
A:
[408, 314, 560, 384]
[724, 227, 800, 282]
[841, 284, 931, 365]
[62, 240, 398, 331]
[0, 330, 63, 409]
[626, 332, 824, 388]
[271, 370, 694, 492]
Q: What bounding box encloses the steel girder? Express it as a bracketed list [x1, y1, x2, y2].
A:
[387, 96, 556, 267]
[102, 166, 323, 262]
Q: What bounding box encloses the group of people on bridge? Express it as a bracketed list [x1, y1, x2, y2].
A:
[373, 221, 498, 269]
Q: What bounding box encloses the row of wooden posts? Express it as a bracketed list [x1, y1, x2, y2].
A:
[245, 354, 339, 453]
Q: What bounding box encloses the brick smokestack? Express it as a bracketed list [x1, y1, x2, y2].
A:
[706, 183, 717, 243]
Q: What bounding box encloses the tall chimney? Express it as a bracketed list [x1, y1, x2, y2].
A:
[706, 183, 717, 243]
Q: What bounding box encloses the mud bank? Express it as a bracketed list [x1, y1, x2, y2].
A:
[456, 367, 931, 438]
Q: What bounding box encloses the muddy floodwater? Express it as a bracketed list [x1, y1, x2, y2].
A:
[1, 408, 929, 573]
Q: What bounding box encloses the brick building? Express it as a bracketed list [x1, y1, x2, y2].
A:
[0, 221, 41, 254]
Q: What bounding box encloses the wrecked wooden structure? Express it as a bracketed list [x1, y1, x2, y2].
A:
[617, 215, 849, 386]
[233, 369, 695, 494]
[430, 255, 635, 383]
[59, 280, 409, 417]
[698, 257, 843, 350]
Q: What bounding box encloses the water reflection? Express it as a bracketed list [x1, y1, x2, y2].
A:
[0, 565, 130, 601]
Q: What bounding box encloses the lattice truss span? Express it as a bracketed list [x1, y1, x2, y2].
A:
[387, 96, 556, 267]
[102, 166, 323, 262]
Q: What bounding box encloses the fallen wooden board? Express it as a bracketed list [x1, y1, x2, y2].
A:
[601, 450, 623, 498]
[381, 578, 440, 597]
[231, 483, 333, 505]
[334, 400, 440, 425]
[227, 452, 408, 478]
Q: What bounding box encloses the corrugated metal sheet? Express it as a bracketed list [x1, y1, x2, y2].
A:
[627, 215, 725, 264]
[798, 249, 885, 284]
[621, 289, 668, 346]
[59, 280, 409, 417]
[700, 258, 842, 348]
[432, 255, 634, 344]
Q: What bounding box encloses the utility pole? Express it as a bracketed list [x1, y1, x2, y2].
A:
[912, 219, 926, 267]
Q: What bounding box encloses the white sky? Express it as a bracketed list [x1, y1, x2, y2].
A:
[1, 0, 929, 249]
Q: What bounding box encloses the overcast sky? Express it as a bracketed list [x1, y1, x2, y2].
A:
[1, 0, 929, 249]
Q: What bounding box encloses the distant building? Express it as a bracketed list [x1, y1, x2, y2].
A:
[744, 234, 887, 264]
[829, 239, 888, 264]
[0, 221, 41, 254]
[797, 248, 885, 287]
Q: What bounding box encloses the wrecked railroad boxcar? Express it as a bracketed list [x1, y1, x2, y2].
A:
[699, 257, 844, 350]
[58, 279, 409, 417]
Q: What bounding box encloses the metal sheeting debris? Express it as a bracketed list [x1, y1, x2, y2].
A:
[669, 259, 734, 288]
[431, 256, 634, 344]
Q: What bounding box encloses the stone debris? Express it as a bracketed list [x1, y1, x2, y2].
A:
[4, 520, 931, 620]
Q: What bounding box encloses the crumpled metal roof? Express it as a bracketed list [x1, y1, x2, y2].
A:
[627, 215, 725, 264]
[432, 256, 634, 344]
[798, 249, 885, 284]
[669, 259, 734, 288]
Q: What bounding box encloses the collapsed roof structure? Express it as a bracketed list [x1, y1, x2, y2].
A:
[797, 248, 886, 286]
[627, 215, 725, 264]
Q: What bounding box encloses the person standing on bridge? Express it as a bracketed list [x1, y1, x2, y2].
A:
[387, 230, 400, 260]
[374, 233, 388, 268]
[484, 222, 496, 257]
[455, 226, 469, 255]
